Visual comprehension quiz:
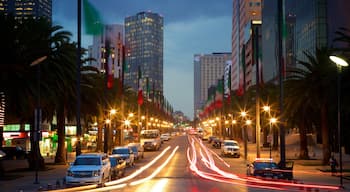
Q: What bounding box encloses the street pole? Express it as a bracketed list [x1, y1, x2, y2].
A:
[76, 0, 82, 157]
[138, 104, 141, 142]
[329, 55, 348, 188]
[254, 23, 261, 158]
[277, 0, 286, 167]
[337, 65, 343, 188]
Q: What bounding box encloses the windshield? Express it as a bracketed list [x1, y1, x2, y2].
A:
[74, 157, 101, 165]
[254, 162, 278, 169]
[224, 142, 238, 147]
[141, 133, 159, 139]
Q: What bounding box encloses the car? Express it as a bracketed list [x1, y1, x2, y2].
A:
[212, 138, 222, 148]
[247, 158, 285, 179]
[109, 155, 126, 179]
[65, 153, 111, 186]
[208, 136, 217, 144]
[221, 140, 240, 158]
[1, 146, 28, 160]
[128, 145, 141, 160]
[160, 133, 170, 142]
[127, 143, 144, 159]
[111, 146, 135, 167]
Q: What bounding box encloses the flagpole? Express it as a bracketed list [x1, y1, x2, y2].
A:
[76, 0, 82, 157]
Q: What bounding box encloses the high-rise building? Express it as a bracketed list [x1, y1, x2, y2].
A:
[88, 24, 124, 80]
[193, 53, 231, 118]
[0, 0, 52, 22]
[124, 11, 164, 96]
[261, 0, 350, 82]
[232, 0, 261, 95]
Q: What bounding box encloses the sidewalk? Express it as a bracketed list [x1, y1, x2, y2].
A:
[0, 153, 75, 192]
[243, 137, 350, 190]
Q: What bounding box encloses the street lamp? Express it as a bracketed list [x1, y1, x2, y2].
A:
[329, 55, 348, 188]
[30, 56, 47, 184]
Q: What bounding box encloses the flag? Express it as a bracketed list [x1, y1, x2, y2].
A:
[137, 66, 143, 105]
[215, 79, 224, 108]
[83, 0, 103, 35]
[105, 40, 114, 89]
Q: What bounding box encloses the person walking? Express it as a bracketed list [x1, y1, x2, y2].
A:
[329, 156, 338, 176]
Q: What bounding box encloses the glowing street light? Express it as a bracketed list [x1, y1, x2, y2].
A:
[329, 55, 348, 188]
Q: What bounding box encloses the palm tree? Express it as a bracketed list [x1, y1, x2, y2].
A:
[285, 48, 337, 163]
[0, 14, 79, 167]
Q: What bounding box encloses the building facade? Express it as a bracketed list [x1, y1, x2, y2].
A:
[232, 0, 261, 95]
[193, 53, 231, 118]
[88, 24, 124, 80]
[124, 11, 164, 96]
[0, 0, 52, 22]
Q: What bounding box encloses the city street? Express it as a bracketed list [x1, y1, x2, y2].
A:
[1, 134, 349, 192]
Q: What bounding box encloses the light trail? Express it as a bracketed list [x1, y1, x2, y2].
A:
[82, 146, 179, 192]
[186, 135, 340, 191]
[49, 146, 173, 192]
[130, 146, 179, 185]
[104, 146, 171, 186]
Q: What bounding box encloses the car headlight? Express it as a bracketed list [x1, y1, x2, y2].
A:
[67, 170, 74, 177]
[152, 142, 157, 145]
[92, 170, 101, 177]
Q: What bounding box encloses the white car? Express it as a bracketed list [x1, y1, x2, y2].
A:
[65, 153, 111, 186]
[221, 140, 240, 158]
[160, 133, 170, 142]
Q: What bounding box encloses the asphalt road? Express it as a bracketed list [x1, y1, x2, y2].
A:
[60, 135, 341, 192]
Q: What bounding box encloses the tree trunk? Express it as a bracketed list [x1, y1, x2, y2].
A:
[55, 106, 66, 164]
[299, 120, 309, 159]
[96, 120, 103, 152]
[28, 122, 45, 170]
[321, 104, 330, 165]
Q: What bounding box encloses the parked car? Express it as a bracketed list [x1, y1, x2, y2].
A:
[246, 158, 293, 180]
[109, 155, 126, 179]
[212, 138, 222, 149]
[160, 133, 170, 142]
[208, 136, 217, 144]
[127, 143, 144, 159]
[65, 153, 111, 186]
[111, 146, 135, 167]
[221, 140, 240, 158]
[1, 146, 28, 160]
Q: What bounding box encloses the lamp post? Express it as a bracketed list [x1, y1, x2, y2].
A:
[240, 111, 248, 160]
[245, 119, 252, 161]
[30, 56, 47, 184]
[329, 55, 348, 188]
[269, 117, 277, 159]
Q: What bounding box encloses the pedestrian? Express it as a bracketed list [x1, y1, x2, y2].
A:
[329, 156, 338, 176]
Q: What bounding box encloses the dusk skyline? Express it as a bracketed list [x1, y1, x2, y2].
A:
[52, 0, 232, 119]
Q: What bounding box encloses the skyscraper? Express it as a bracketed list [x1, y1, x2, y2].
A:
[0, 0, 52, 22]
[232, 0, 261, 95]
[194, 52, 231, 118]
[124, 11, 164, 97]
